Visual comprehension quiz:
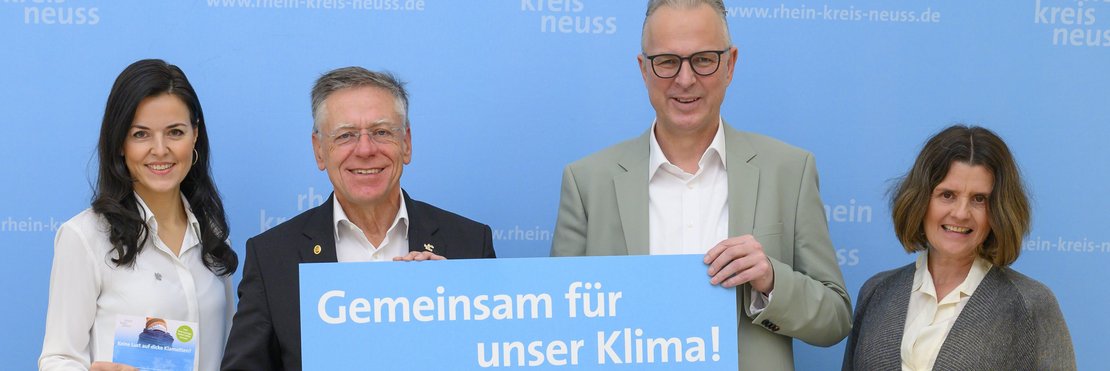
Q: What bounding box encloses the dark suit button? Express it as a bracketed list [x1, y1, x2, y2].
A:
[761, 320, 771, 326]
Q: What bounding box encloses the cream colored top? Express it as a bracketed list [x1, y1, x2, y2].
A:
[901, 251, 992, 371]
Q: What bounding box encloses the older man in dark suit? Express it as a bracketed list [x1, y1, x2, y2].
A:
[222, 67, 495, 371]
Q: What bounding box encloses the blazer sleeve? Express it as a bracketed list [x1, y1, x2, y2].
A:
[1032, 286, 1077, 370]
[481, 224, 496, 258]
[750, 153, 853, 347]
[551, 165, 587, 257]
[841, 272, 882, 370]
[221, 237, 279, 370]
[39, 223, 100, 370]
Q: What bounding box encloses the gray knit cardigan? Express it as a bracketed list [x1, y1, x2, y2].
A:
[842, 262, 1076, 370]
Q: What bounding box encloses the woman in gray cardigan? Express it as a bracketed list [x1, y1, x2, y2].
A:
[842, 125, 1075, 370]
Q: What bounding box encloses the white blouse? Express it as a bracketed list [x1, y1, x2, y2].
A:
[900, 251, 992, 371]
[39, 194, 233, 371]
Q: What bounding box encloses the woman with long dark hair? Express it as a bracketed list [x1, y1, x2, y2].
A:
[39, 59, 237, 371]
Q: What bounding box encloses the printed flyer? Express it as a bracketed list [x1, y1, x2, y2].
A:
[112, 315, 197, 371]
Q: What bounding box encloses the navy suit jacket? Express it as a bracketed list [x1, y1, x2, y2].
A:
[221, 191, 495, 370]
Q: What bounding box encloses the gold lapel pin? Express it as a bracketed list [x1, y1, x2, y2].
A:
[423, 243, 435, 252]
[313, 245, 322, 255]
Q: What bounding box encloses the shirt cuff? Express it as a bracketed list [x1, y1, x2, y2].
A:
[748, 289, 773, 314]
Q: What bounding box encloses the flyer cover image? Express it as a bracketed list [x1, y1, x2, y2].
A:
[112, 315, 197, 371]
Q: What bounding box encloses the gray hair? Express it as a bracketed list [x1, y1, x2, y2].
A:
[310, 67, 409, 133]
[641, 0, 732, 52]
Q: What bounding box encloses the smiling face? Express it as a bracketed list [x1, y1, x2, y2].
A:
[924, 161, 995, 261]
[123, 93, 197, 200]
[312, 86, 411, 211]
[639, 3, 736, 139]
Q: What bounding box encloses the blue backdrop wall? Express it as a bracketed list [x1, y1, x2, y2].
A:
[2, 0, 1107, 369]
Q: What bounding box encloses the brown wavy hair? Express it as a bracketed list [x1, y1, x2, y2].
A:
[889, 125, 1030, 266]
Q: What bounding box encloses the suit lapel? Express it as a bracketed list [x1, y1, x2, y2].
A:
[723, 123, 759, 238]
[298, 194, 339, 263]
[615, 130, 651, 255]
[403, 190, 444, 256]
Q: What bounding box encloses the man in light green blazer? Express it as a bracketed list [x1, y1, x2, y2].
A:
[551, 1, 851, 369]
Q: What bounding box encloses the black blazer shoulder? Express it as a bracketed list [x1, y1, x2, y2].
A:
[246, 190, 496, 260]
[402, 193, 496, 259]
[223, 191, 495, 371]
[250, 199, 329, 245]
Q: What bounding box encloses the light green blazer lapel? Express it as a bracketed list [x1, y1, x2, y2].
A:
[616, 124, 757, 255]
[614, 130, 651, 255]
[724, 123, 759, 238]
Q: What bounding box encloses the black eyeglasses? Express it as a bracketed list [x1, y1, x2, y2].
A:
[642, 49, 730, 79]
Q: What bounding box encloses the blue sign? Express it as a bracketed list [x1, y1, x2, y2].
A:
[299, 255, 738, 369]
[8, 1, 1108, 368]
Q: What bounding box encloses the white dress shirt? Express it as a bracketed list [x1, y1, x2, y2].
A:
[646, 119, 773, 312]
[40, 194, 233, 371]
[901, 251, 992, 371]
[333, 194, 410, 262]
[647, 120, 729, 255]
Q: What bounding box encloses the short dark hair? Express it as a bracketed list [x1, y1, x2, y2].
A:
[92, 59, 237, 275]
[890, 125, 1030, 266]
